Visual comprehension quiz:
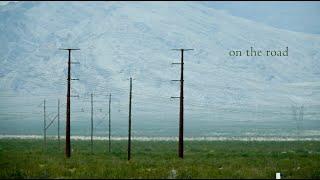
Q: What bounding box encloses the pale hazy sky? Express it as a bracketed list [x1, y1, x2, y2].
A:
[0, 1, 13, 6]
[204, 1, 320, 34]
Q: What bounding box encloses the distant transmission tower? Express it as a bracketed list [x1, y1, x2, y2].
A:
[298, 105, 304, 139]
[43, 99, 59, 152]
[292, 105, 304, 139]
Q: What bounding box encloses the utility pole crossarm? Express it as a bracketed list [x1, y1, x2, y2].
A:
[59, 48, 80, 50]
[172, 48, 194, 51]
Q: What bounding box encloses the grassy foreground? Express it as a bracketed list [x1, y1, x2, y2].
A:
[0, 139, 320, 179]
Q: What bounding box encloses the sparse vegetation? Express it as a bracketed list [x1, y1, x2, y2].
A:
[0, 139, 320, 179]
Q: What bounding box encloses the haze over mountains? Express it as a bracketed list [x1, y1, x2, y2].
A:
[0, 2, 320, 137]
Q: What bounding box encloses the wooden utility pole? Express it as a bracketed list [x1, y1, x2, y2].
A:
[43, 99, 46, 152]
[60, 48, 80, 158]
[298, 105, 304, 139]
[58, 99, 60, 149]
[128, 77, 132, 161]
[171, 48, 193, 159]
[108, 93, 111, 152]
[91, 93, 94, 154]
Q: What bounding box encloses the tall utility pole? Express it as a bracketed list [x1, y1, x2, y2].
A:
[58, 99, 60, 149]
[91, 93, 94, 154]
[171, 48, 193, 159]
[59, 48, 80, 158]
[108, 93, 111, 152]
[43, 99, 46, 152]
[128, 77, 132, 161]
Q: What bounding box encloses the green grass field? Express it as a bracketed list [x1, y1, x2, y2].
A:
[0, 139, 320, 179]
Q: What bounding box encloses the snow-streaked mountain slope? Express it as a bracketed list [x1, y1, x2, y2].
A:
[0, 2, 319, 136]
